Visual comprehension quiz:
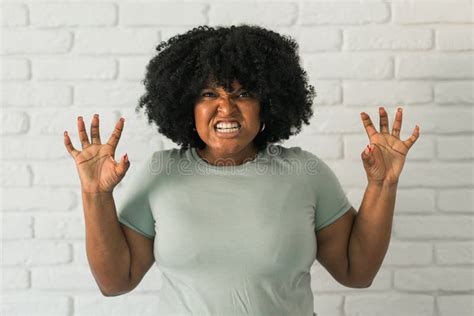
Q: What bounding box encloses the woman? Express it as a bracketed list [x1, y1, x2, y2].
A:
[64, 25, 420, 315]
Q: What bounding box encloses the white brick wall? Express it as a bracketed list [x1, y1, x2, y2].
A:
[1, 0, 473, 315]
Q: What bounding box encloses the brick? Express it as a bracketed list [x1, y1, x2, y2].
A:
[1, 3, 28, 26]
[437, 136, 474, 160]
[394, 216, 474, 238]
[434, 81, 474, 104]
[3, 240, 71, 265]
[31, 266, 97, 289]
[343, 81, 432, 106]
[29, 108, 121, 135]
[3, 135, 78, 159]
[74, 28, 159, 54]
[75, 82, 145, 107]
[34, 57, 116, 80]
[1, 188, 76, 212]
[33, 160, 82, 187]
[394, 189, 436, 213]
[435, 241, 474, 264]
[1, 267, 29, 289]
[121, 2, 207, 26]
[438, 295, 474, 316]
[30, 3, 116, 27]
[395, 267, 474, 291]
[35, 215, 85, 239]
[0, 163, 31, 186]
[310, 80, 341, 105]
[346, 294, 434, 316]
[275, 27, 341, 52]
[397, 54, 474, 79]
[384, 242, 433, 265]
[431, 107, 474, 133]
[437, 27, 474, 51]
[1, 294, 70, 316]
[304, 54, 393, 79]
[118, 57, 150, 80]
[312, 294, 343, 316]
[159, 27, 197, 42]
[393, 1, 473, 24]
[344, 26, 432, 50]
[1, 83, 72, 107]
[210, 2, 296, 26]
[0, 58, 29, 80]
[0, 111, 28, 135]
[438, 189, 474, 212]
[1, 30, 71, 54]
[301, 2, 389, 25]
[1, 215, 33, 239]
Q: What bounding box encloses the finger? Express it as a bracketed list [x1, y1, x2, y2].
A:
[115, 153, 130, 178]
[402, 125, 420, 150]
[90, 114, 101, 145]
[63, 131, 80, 159]
[379, 106, 389, 134]
[360, 112, 378, 139]
[77, 116, 90, 149]
[391, 107, 403, 138]
[107, 117, 125, 149]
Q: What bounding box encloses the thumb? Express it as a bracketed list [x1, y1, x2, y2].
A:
[115, 153, 130, 178]
[361, 144, 375, 167]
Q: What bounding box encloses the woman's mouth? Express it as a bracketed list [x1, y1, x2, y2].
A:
[214, 124, 242, 137]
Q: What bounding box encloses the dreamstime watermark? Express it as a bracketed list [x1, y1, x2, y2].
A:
[147, 145, 322, 176]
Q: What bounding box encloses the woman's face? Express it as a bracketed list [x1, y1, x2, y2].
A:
[193, 80, 261, 159]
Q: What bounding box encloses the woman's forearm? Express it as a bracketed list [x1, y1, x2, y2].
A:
[82, 191, 131, 295]
[347, 180, 398, 286]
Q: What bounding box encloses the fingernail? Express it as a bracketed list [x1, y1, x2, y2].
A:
[120, 117, 125, 122]
[78, 116, 82, 120]
[398, 107, 403, 112]
[364, 146, 369, 155]
[64, 131, 68, 136]
[124, 153, 128, 162]
[94, 114, 99, 118]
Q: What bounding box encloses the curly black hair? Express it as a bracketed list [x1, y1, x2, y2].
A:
[135, 24, 316, 153]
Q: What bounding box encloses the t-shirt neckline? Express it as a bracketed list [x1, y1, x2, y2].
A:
[190, 146, 266, 173]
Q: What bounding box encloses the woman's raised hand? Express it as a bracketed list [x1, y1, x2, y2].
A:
[360, 106, 420, 185]
[64, 114, 130, 194]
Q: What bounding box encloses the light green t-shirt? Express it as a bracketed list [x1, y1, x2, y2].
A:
[117, 144, 352, 316]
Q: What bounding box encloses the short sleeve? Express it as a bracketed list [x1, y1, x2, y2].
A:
[116, 152, 157, 240]
[307, 153, 352, 232]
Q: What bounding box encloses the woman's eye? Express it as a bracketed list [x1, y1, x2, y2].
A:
[238, 91, 251, 98]
[202, 92, 215, 97]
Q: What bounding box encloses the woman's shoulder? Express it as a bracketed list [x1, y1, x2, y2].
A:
[270, 144, 319, 161]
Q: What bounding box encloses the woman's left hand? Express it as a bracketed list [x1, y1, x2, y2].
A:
[360, 106, 420, 185]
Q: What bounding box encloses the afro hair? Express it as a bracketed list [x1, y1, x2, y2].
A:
[135, 24, 316, 153]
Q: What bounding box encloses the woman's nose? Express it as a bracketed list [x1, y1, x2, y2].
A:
[217, 96, 237, 112]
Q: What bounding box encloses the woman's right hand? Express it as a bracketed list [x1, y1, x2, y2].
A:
[63, 114, 130, 194]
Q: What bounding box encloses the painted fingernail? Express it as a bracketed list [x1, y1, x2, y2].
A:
[94, 114, 99, 118]
[120, 117, 125, 122]
[124, 153, 128, 162]
[398, 107, 403, 112]
[78, 116, 82, 120]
